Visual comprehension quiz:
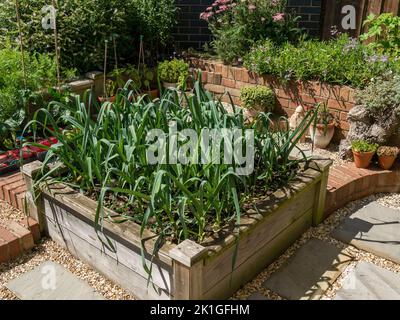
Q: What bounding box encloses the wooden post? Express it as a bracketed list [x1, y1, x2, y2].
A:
[21, 161, 47, 234]
[312, 160, 332, 226]
[169, 239, 208, 300]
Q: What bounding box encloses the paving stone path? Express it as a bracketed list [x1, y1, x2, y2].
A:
[248, 200, 400, 300]
[6, 261, 104, 300]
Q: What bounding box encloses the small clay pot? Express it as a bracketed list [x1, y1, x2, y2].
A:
[98, 96, 116, 103]
[353, 150, 375, 169]
[378, 155, 397, 170]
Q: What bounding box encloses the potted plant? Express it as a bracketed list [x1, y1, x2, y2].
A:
[239, 86, 276, 119]
[158, 59, 189, 89]
[98, 79, 117, 103]
[351, 140, 378, 169]
[309, 103, 336, 149]
[377, 146, 399, 170]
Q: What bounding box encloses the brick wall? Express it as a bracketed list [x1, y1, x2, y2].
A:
[174, 0, 323, 50]
[189, 57, 356, 141]
[287, 0, 322, 37]
[174, 0, 213, 51]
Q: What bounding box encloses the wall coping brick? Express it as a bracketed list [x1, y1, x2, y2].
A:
[325, 163, 400, 217]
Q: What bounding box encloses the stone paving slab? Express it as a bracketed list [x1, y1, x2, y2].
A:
[246, 293, 270, 300]
[263, 238, 354, 300]
[332, 202, 400, 263]
[6, 261, 104, 300]
[335, 262, 400, 300]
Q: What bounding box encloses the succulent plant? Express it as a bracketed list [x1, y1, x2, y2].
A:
[377, 146, 399, 157]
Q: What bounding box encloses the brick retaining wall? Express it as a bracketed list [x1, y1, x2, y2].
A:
[189, 57, 356, 140]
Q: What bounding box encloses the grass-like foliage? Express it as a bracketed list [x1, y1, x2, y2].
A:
[25, 80, 315, 247]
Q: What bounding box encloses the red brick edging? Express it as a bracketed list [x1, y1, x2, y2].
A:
[0, 217, 40, 264]
[324, 163, 400, 218]
[0, 172, 40, 264]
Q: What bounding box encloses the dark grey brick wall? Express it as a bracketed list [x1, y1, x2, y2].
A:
[287, 0, 322, 37]
[173, 0, 322, 51]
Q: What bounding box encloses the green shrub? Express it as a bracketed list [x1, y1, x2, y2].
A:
[240, 86, 275, 112]
[361, 13, 400, 57]
[0, 0, 177, 73]
[200, 0, 303, 64]
[351, 140, 378, 153]
[133, 0, 178, 54]
[356, 75, 400, 111]
[0, 45, 56, 148]
[244, 34, 400, 88]
[158, 59, 189, 87]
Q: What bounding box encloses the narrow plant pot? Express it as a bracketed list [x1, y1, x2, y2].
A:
[163, 82, 178, 89]
[98, 96, 116, 103]
[378, 155, 397, 170]
[353, 150, 375, 169]
[309, 123, 335, 149]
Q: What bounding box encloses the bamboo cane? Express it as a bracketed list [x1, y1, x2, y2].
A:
[14, 0, 27, 89]
[51, 0, 61, 92]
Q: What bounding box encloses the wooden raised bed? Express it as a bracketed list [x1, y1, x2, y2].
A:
[22, 160, 331, 300]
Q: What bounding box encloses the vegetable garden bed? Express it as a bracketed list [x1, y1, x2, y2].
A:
[23, 159, 331, 300]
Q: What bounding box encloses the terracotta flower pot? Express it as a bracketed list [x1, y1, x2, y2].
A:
[353, 150, 375, 169]
[98, 96, 116, 103]
[378, 155, 397, 170]
[309, 123, 335, 149]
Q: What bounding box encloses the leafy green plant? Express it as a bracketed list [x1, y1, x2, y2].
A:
[361, 13, 400, 57]
[0, 0, 140, 73]
[200, 0, 303, 64]
[355, 75, 400, 111]
[245, 34, 400, 88]
[26, 79, 317, 253]
[158, 59, 189, 87]
[377, 146, 399, 157]
[0, 45, 56, 148]
[132, 0, 178, 57]
[351, 140, 378, 153]
[240, 86, 276, 112]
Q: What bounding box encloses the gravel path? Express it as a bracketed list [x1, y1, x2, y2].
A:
[0, 237, 136, 300]
[0, 200, 135, 301]
[298, 142, 348, 167]
[231, 193, 400, 300]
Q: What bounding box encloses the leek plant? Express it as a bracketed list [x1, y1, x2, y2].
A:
[25, 79, 315, 251]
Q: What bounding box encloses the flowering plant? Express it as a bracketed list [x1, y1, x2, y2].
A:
[200, 0, 301, 64]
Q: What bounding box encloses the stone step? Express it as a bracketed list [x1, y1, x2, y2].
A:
[332, 201, 400, 264]
[335, 262, 400, 300]
[6, 261, 105, 300]
[263, 238, 354, 300]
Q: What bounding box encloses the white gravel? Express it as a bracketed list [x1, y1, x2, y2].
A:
[0, 200, 135, 300]
[231, 193, 400, 300]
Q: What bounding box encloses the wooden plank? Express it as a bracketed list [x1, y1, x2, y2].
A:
[44, 197, 172, 292]
[43, 185, 174, 265]
[382, 0, 399, 14]
[46, 215, 171, 300]
[201, 184, 316, 293]
[201, 210, 313, 300]
[322, 0, 338, 40]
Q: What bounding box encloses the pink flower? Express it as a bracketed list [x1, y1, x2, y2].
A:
[272, 12, 285, 22]
[248, 4, 256, 11]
